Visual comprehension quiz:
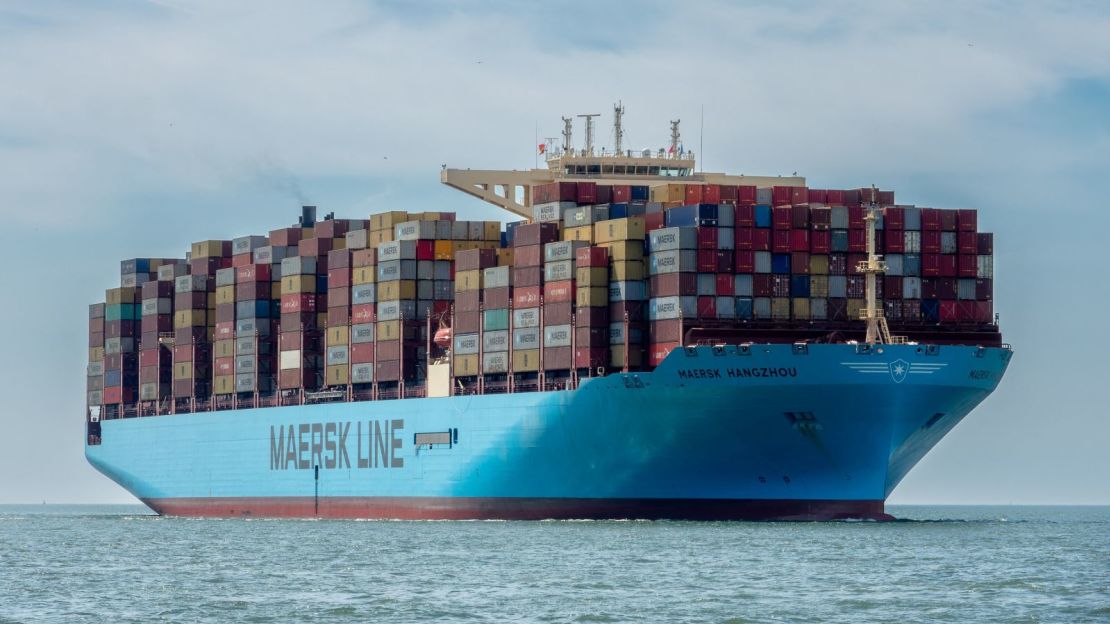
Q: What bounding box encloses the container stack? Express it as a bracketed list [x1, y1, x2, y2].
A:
[598, 217, 647, 369]
[510, 223, 559, 376]
[279, 246, 322, 392]
[574, 245, 609, 370]
[232, 259, 275, 396]
[138, 278, 174, 402]
[88, 303, 105, 408]
[647, 226, 697, 366]
[453, 247, 496, 378]
[103, 284, 139, 408]
[326, 246, 352, 387]
[542, 240, 586, 372]
[348, 239, 377, 387]
[480, 260, 512, 375]
[375, 238, 418, 384]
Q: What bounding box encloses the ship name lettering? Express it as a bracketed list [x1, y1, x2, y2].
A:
[270, 419, 401, 470]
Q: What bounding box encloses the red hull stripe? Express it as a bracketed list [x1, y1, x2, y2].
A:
[143, 497, 893, 521]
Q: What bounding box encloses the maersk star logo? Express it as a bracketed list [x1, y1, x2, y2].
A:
[889, 359, 909, 383]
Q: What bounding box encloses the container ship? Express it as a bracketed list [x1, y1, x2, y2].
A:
[85, 108, 1011, 520]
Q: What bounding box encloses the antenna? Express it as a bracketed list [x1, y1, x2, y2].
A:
[669, 119, 681, 158]
[578, 113, 601, 155]
[859, 185, 898, 345]
[561, 116, 573, 154]
[613, 101, 625, 154]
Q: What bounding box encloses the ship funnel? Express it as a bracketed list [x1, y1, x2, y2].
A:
[299, 205, 317, 227]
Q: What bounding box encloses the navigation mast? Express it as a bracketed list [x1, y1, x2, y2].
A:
[578, 113, 600, 155]
[613, 102, 625, 154]
[561, 117, 573, 154]
[859, 185, 895, 345]
[669, 119, 681, 156]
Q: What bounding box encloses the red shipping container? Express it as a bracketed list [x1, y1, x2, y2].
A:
[281, 294, 317, 314]
[512, 223, 560, 248]
[327, 306, 349, 327]
[139, 350, 160, 367]
[977, 233, 994, 255]
[957, 210, 978, 232]
[958, 231, 978, 254]
[513, 286, 541, 309]
[269, 227, 304, 247]
[703, 184, 721, 204]
[236, 264, 271, 283]
[190, 256, 229, 276]
[771, 186, 792, 206]
[173, 344, 209, 362]
[753, 228, 771, 251]
[772, 206, 792, 230]
[141, 316, 173, 334]
[848, 229, 867, 252]
[791, 187, 808, 205]
[644, 212, 665, 232]
[718, 185, 738, 203]
[975, 301, 994, 322]
[329, 287, 350, 308]
[299, 237, 332, 258]
[939, 255, 958, 277]
[940, 209, 958, 231]
[737, 185, 757, 205]
[772, 229, 791, 252]
[922, 230, 941, 253]
[651, 274, 697, 297]
[511, 267, 542, 288]
[685, 185, 703, 204]
[434, 300, 451, 316]
[352, 248, 376, 268]
[576, 182, 597, 205]
[102, 386, 136, 405]
[648, 342, 680, 367]
[595, 185, 612, 204]
[807, 188, 827, 204]
[696, 296, 716, 318]
[884, 206, 905, 229]
[351, 303, 375, 324]
[215, 357, 234, 376]
[847, 253, 867, 275]
[848, 206, 865, 229]
[922, 254, 941, 277]
[791, 205, 809, 228]
[543, 280, 576, 303]
[735, 204, 754, 227]
[697, 227, 718, 249]
[791, 252, 810, 274]
[513, 245, 542, 268]
[939, 300, 958, 322]
[956, 301, 975, 321]
[414, 240, 435, 261]
[791, 229, 810, 252]
[809, 230, 831, 254]
[826, 189, 845, 205]
[753, 274, 773, 297]
[612, 185, 631, 203]
[844, 189, 862, 207]
[716, 274, 735, 296]
[575, 246, 609, 267]
[215, 322, 235, 340]
[976, 279, 993, 301]
[885, 276, 903, 299]
[696, 249, 717, 273]
[716, 250, 733, 273]
[921, 208, 941, 231]
[232, 253, 252, 268]
[958, 254, 977, 277]
[574, 347, 608, 369]
[735, 250, 755, 273]
[810, 206, 831, 230]
[735, 227, 754, 250]
[351, 343, 375, 364]
[884, 229, 905, 253]
[327, 268, 350, 289]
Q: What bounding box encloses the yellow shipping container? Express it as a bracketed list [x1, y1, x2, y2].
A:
[173, 362, 195, 381]
[214, 339, 235, 358]
[352, 267, 375, 285]
[433, 240, 455, 260]
[89, 347, 105, 362]
[455, 270, 483, 291]
[809, 275, 829, 298]
[847, 298, 865, 320]
[809, 254, 829, 275]
[771, 297, 791, 320]
[483, 221, 501, 241]
[453, 354, 480, 377]
[610, 260, 645, 281]
[576, 286, 609, 308]
[281, 275, 316, 294]
[317, 312, 327, 329]
[575, 267, 609, 285]
[378, 280, 416, 301]
[594, 217, 646, 244]
[793, 297, 811, 320]
[332, 238, 347, 251]
[213, 375, 235, 395]
[326, 364, 349, 386]
[512, 349, 540, 373]
[563, 225, 594, 243]
[651, 184, 685, 203]
[598, 240, 645, 261]
[377, 320, 400, 341]
[271, 282, 283, 299]
[174, 310, 206, 328]
[215, 285, 235, 305]
[609, 345, 643, 368]
[419, 212, 440, 222]
[496, 248, 515, 266]
[368, 229, 394, 246]
[327, 325, 350, 347]
[370, 211, 409, 232]
[105, 287, 138, 305]
[190, 240, 223, 258]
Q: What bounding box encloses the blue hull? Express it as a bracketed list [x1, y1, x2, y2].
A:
[85, 343, 1011, 520]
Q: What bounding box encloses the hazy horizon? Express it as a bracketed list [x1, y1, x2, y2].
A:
[1, 1, 1108, 506]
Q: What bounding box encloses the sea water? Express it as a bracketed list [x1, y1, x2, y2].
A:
[0, 505, 1106, 622]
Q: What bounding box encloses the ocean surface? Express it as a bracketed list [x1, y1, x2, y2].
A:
[0, 505, 1106, 623]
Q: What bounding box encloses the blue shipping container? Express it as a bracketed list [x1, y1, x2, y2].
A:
[754, 205, 772, 228]
[736, 297, 754, 320]
[920, 299, 940, 322]
[831, 229, 849, 252]
[630, 185, 650, 201]
[904, 253, 922, 276]
[771, 253, 792, 274]
[791, 275, 811, 298]
[235, 300, 273, 319]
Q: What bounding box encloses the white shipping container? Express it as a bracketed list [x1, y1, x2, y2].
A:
[120, 273, 151, 289]
[280, 256, 317, 276]
[351, 363, 374, 384]
[376, 300, 416, 322]
[542, 324, 572, 348]
[609, 280, 646, 301]
[453, 333, 480, 355]
[394, 220, 436, 241]
[649, 250, 697, 275]
[512, 327, 540, 350]
[717, 227, 735, 250]
[810, 298, 828, 320]
[903, 231, 921, 253]
[351, 323, 375, 343]
[754, 251, 772, 274]
[544, 260, 574, 282]
[352, 284, 376, 305]
[483, 266, 511, 289]
[648, 227, 697, 252]
[345, 229, 369, 250]
[533, 201, 576, 223]
[544, 240, 587, 263]
[326, 346, 349, 365]
[377, 259, 417, 282]
[608, 322, 643, 344]
[175, 274, 208, 293]
[233, 235, 269, 255]
[957, 279, 977, 300]
[482, 352, 509, 373]
[377, 240, 417, 261]
[141, 298, 172, 315]
[512, 308, 540, 329]
[279, 350, 300, 370]
[483, 330, 510, 353]
[648, 296, 697, 321]
[902, 277, 922, 299]
[941, 232, 958, 254]
[564, 204, 609, 227]
[215, 267, 236, 287]
[977, 255, 994, 278]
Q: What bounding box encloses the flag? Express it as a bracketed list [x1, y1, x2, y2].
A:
[667, 144, 675, 154]
[538, 143, 546, 155]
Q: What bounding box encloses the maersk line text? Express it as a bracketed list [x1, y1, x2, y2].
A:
[269, 420, 404, 470]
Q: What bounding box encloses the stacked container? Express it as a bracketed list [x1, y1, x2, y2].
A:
[510, 223, 559, 375]
[574, 246, 610, 369]
[138, 278, 174, 402]
[279, 246, 323, 391]
[453, 247, 496, 377]
[88, 303, 105, 407]
[542, 240, 586, 371]
[596, 217, 647, 369]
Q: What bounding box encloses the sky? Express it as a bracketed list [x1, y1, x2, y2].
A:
[0, 0, 1107, 505]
